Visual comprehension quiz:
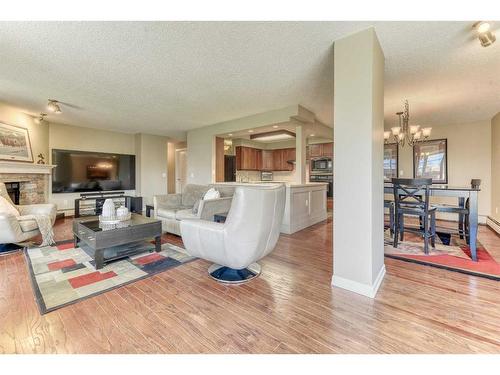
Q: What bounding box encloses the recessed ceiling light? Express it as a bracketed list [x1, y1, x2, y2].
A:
[47, 99, 62, 114]
[310, 134, 315, 137]
[248, 130, 254, 133]
[228, 133, 233, 136]
[273, 125, 279, 129]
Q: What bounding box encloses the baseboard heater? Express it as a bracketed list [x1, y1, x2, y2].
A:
[487, 216, 500, 235]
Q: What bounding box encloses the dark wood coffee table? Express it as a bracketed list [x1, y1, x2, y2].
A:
[73, 213, 162, 269]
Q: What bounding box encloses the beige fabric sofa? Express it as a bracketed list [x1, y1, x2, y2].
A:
[0, 182, 57, 246]
[153, 184, 235, 235]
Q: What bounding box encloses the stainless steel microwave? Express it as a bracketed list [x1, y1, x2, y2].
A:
[311, 158, 332, 172]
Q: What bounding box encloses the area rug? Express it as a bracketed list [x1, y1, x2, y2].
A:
[24, 240, 196, 314]
[384, 230, 500, 280]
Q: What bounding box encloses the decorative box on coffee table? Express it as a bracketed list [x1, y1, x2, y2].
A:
[72, 213, 162, 269]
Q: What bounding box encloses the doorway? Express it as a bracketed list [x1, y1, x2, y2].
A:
[175, 148, 187, 193]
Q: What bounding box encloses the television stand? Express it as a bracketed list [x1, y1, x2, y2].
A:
[74, 192, 143, 218]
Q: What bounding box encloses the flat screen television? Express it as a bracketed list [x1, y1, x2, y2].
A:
[51, 149, 136, 193]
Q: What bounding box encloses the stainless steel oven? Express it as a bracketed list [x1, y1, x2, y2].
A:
[311, 157, 332, 173]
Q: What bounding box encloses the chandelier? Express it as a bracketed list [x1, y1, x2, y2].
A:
[384, 100, 431, 147]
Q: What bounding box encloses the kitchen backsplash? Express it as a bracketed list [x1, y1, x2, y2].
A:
[236, 169, 302, 182]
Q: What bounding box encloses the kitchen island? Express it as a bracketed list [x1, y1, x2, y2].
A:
[214, 182, 328, 234]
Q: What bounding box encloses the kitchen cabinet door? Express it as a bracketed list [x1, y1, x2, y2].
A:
[236, 146, 259, 170]
[309, 144, 322, 158]
[283, 148, 296, 171]
[261, 150, 274, 171]
[273, 149, 283, 170]
[256, 149, 263, 171]
[322, 143, 333, 157]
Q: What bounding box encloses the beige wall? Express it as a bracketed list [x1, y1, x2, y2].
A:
[0, 102, 49, 162]
[491, 112, 500, 222]
[49, 122, 136, 156]
[135, 133, 168, 206]
[387, 120, 492, 221]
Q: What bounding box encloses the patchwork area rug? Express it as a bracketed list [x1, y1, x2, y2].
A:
[25, 240, 196, 314]
[384, 230, 500, 280]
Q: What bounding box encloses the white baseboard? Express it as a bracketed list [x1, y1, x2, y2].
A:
[331, 264, 386, 299]
[487, 216, 500, 235]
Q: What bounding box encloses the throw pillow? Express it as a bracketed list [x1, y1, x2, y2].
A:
[203, 188, 220, 200]
[192, 199, 201, 214]
[0, 196, 20, 217]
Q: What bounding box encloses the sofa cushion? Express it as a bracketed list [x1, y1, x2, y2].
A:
[156, 206, 178, 220]
[181, 184, 210, 207]
[209, 184, 235, 198]
[175, 209, 199, 221]
[17, 216, 39, 232]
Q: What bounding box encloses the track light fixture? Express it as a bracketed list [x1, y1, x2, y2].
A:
[473, 21, 496, 47]
[47, 99, 62, 114]
[34, 113, 47, 124]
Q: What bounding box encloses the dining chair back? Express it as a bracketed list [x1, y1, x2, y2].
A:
[392, 178, 436, 254]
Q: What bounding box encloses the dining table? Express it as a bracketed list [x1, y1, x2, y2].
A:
[384, 184, 480, 261]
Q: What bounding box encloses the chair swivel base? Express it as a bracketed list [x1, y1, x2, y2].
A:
[208, 263, 262, 284]
[0, 243, 24, 256]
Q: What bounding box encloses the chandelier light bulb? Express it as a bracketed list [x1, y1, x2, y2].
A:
[391, 127, 401, 136]
[409, 125, 420, 135]
[422, 127, 432, 138]
[383, 131, 391, 140]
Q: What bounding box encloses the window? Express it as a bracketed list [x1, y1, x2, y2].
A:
[413, 139, 447, 184]
[384, 143, 398, 182]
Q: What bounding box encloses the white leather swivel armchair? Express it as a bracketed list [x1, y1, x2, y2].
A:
[0, 182, 57, 254]
[180, 184, 286, 283]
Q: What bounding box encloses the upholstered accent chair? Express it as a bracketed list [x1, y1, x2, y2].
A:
[153, 184, 234, 235]
[180, 184, 286, 283]
[0, 182, 57, 253]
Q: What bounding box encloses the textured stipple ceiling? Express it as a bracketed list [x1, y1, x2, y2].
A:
[0, 21, 499, 140]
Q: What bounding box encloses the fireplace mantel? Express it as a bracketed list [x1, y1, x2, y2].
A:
[0, 161, 56, 175]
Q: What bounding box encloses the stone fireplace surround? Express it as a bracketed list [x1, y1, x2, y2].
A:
[0, 161, 55, 205]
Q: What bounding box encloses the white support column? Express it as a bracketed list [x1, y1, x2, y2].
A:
[295, 125, 307, 184]
[332, 28, 385, 298]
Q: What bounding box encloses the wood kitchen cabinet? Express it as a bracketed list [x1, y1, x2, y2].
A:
[236, 146, 295, 171]
[272, 148, 295, 171]
[307, 142, 333, 158]
[261, 150, 274, 171]
[309, 144, 322, 158]
[321, 143, 333, 157]
[283, 148, 296, 171]
[236, 146, 258, 170]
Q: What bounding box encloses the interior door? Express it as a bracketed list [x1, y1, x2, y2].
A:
[175, 149, 187, 193]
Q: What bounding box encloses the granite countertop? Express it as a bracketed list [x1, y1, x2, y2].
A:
[214, 181, 328, 187]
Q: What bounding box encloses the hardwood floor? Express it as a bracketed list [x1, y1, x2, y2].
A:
[1, 215, 500, 353]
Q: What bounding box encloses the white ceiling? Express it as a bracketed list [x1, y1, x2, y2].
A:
[0, 21, 499, 140]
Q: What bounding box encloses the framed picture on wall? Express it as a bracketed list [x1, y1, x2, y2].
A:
[0, 122, 34, 162]
[384, 143, 398, 182]
[413, 139, 448, 184]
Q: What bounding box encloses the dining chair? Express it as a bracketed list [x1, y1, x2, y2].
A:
[432, 179, 481, 243]
[384, 200, 395, 236]
[392, 178, 436, 254]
